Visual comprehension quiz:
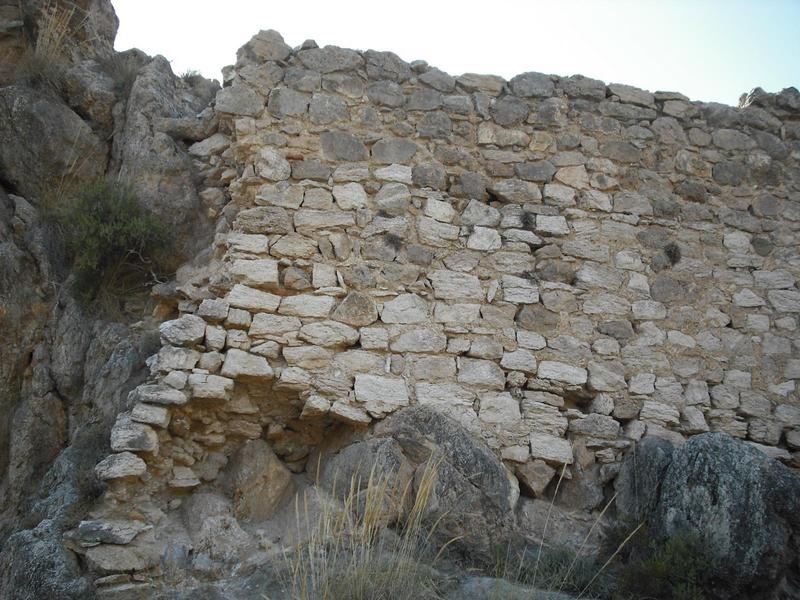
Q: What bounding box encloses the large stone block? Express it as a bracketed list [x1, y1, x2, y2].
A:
[354, 374, 410, 418]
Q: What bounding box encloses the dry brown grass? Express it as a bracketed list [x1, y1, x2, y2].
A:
[15, 1, 82, 91]
[279, 457, 456, 600]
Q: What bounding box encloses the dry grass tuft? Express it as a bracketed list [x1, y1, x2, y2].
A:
[280, 457, 455, 600]
[15, 1, 83, 92]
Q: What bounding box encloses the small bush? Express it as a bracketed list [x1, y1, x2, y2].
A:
[614, 528, 712, 600]
[491, 543, 615, 599]
[49, 180, 171, 306]
[383, 233, 403, 251]
[180, 69, 204, 86]
[663, 242, 681, 266]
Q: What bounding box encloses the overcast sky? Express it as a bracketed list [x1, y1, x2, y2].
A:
[113, 0, 800, 106]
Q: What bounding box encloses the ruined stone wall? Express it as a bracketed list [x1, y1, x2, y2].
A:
[88, 29, 800, 572]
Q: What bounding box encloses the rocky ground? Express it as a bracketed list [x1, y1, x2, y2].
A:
[1, 2, 799, 599]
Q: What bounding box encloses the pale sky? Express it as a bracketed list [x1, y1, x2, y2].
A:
[114, 0, 800, 106]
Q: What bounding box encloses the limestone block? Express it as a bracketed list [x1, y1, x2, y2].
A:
[170, 466, 201, 490]
[629, 373, 656, 395]
[457, 358, 506, 390]
[415, 383, 475, 412]
[587, 361, 627, 392]
[537, 361, 588, 386]
[131, 403, 170, 428]
[283, 346, 334, 371]
[249, 313, 302, 337]
[270, 235, 318, 259]
[132, 384, 188, 406]
[479, 392, 521, 425]
[198, 298, 230, 321]
[410, 356, 457, 382]
[159, 315, 206, 346]
[433, 303, 481, 324]
[227, 284, 281, 312]
[221, 349, 274, 382]
[301, 395, 332, 418]
[424, 197, 456, 223]
[330, 401, 372, 425]
[381, 294, 429, 324]
[529, 433, 573, 465]
[332, 294, 379, 328]
[569, 414, 620, 439]
[768, 290, 800, 313]
[467, 226, 502, 251]
[278, 294, 337, 317]
[294, 209, 355, 233]
[360, 327, 389, 350]
[189, 373, 235, 400]
[429, 270, 483, 301]
[110, 414, 158, 454]
[94, 452, 147, 480]
[639, 401, 680, 426]
[332, 182, 368, 210]
[502, 275, 539, 304]
[390, 328, 447, 353]
[515, 460, 556, 496]
[354, 374, 410, 418]
[299, 320, 360, 346]
[500, 349, 538, 374]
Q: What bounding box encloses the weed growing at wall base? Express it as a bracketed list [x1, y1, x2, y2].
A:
[280, 459, 454, 600]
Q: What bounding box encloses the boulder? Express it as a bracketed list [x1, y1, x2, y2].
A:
[318, 437, 415, 518]
[0, 520, 93, 600]
[0, 86, 107, 198]
[616, 433, 800, 598]
[222, 439, 294, 522]
[372, 406, 516, 556]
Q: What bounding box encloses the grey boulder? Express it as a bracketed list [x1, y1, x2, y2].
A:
[616, 433, 800, 599]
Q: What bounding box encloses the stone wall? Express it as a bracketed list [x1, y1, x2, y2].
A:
[85, 28, 800, 576]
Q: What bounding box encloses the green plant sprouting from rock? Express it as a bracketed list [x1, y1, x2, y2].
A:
[50, 179, 171, 306]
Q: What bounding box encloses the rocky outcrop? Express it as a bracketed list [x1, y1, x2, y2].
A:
[0, 0, 119, 86]
[0, 1, 221, 597]
[0, 519, 93, 600]
[617, 433, 800, 599]
[111, 55, 219, 256]
[0, 85, 107, 198]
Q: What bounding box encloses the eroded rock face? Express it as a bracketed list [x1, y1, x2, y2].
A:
[0, 85, 107, 198]
[111, 56, 218, 257]
[0, 520, 93, 600]
[617, 433, 800, 599]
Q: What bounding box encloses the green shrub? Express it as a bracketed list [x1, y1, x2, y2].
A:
[614, 528, 712, 600]
[663, 242, 682, 266]
[51, 180, 171, 306]
[180, 68, 203, 85]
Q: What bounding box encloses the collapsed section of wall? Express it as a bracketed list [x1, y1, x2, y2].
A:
[80, 28, 800, 579]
